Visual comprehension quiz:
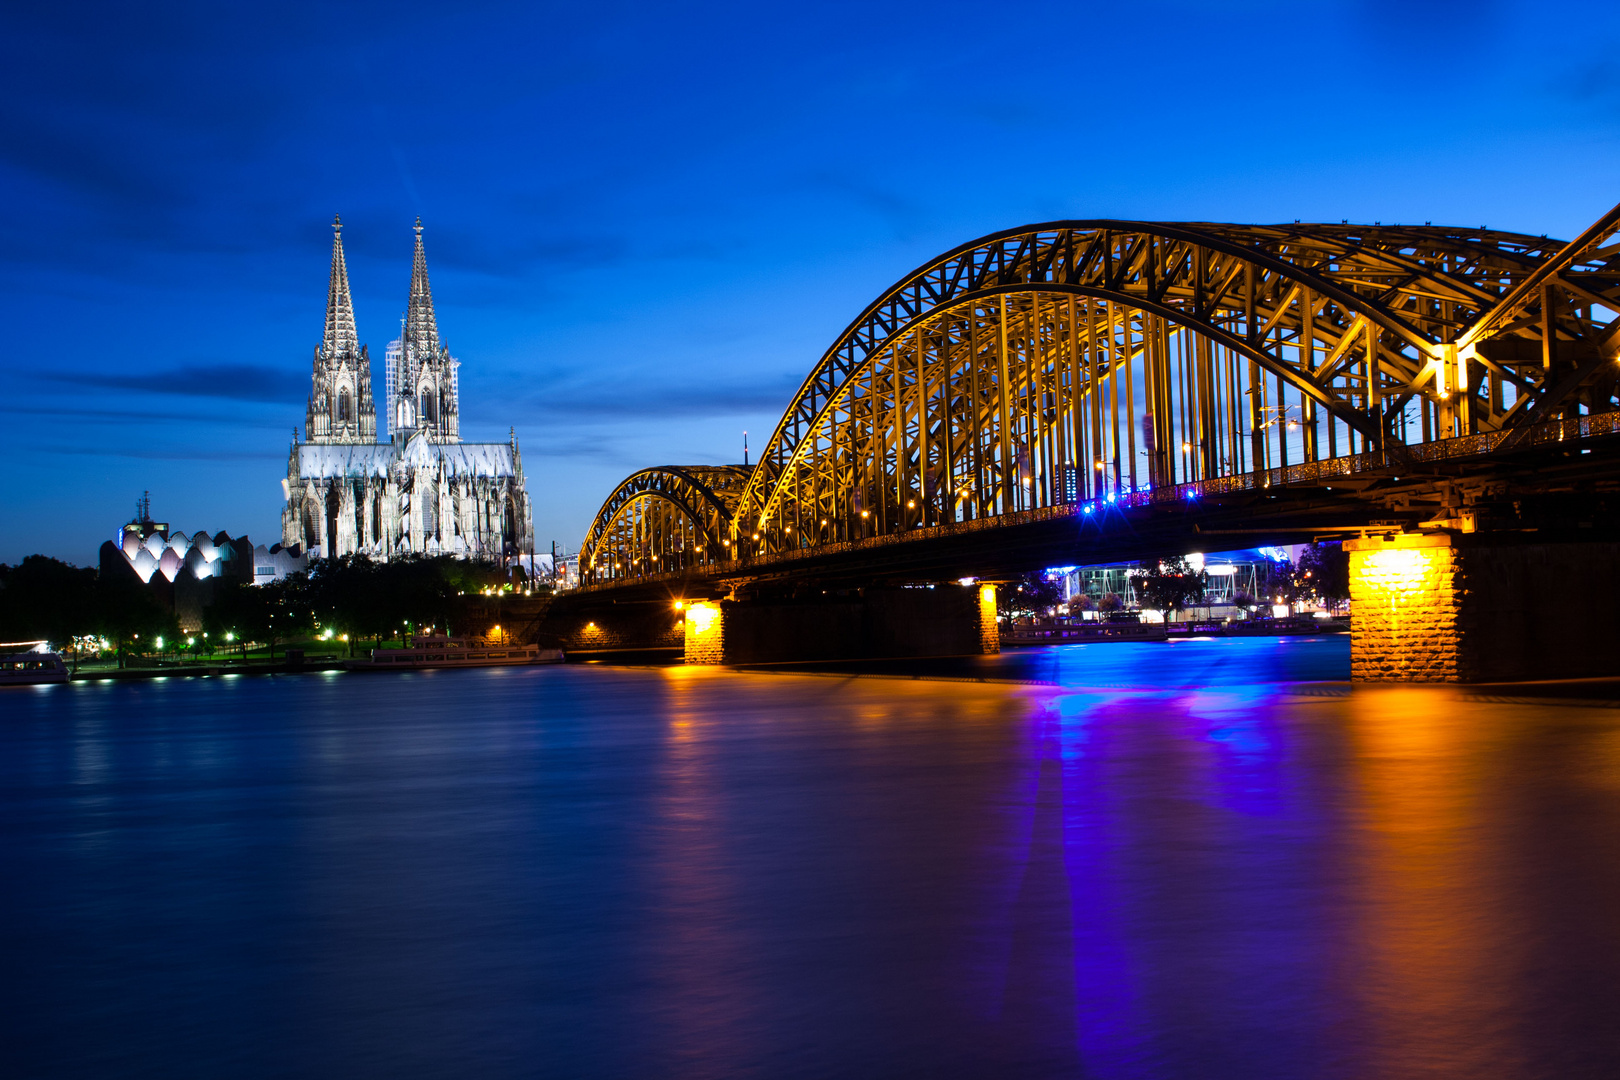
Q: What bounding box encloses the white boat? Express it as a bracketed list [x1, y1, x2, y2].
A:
[349, 635, 563, 671]
[0, 651, 70, 685]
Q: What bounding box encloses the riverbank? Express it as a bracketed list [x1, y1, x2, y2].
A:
[66, 657, 348, 680]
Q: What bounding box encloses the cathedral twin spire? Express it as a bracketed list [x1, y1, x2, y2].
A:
[308, 215, 457, 446]
[396, 216, 459, 443]
[307, 215, 374, 443]
[403, 217, 441, 360]
[323, 215, 360, 359]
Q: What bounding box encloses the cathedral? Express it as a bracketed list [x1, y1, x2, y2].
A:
[281, 217, 534, 564]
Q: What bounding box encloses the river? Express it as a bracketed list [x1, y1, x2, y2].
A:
[4, 637, 1619, 1078]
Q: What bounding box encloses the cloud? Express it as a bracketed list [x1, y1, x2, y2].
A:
[481, 371, 801, 424]
[516, 435, 649, 466]
[0, 114, 178, 214]
[27, 363, 307, 405]
[30, 443, 286, 462]
[0, 402, 292, 432]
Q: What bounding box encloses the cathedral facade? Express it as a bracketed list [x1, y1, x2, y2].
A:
[281, 218, 533, 564]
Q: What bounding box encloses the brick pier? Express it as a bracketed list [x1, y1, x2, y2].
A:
[1346, 532, 1620, 682]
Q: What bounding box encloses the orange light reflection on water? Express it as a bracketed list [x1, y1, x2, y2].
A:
[1337, 686, 1524, 1077]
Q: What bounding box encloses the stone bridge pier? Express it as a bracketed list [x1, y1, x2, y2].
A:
[541, 582, 1002, 665]
[682, 583, 1000, 665]
[1346, 532, 1620, 682]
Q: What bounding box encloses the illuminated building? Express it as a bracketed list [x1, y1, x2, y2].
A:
[99, 498, 254, 630]
[281, 217, 533, 563]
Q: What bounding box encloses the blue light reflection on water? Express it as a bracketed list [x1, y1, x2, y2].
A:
[1018, 679, 1328, 1077]
[3, 644, 1620, 1079]
[997, 633, 1351, 689]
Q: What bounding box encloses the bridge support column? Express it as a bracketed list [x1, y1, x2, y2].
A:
[682, 601, 725, 665]
[1345, 532, 1620, 683]
[978, 583, 1000, 655]
[682, 584, 998, 665]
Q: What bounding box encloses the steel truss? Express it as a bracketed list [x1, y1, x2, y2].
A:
[584, 208, 1620, 584]
[581, 465, 748, 581]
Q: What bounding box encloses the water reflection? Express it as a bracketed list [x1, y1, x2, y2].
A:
[3, 649, 1620, 1078]
[1335, 690, 1544, 1077]
[646, 668, 759, 1073]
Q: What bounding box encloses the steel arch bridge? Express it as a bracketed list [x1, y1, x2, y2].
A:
[582, 206, 1620, 586]
[581, 465, 749, 578]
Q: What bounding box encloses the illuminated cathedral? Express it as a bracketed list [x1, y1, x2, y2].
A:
[281, 217, 533, 563]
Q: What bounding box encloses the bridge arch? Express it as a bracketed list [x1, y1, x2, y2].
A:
[730, 219, 1620, 552]
[580, 465, 749, 582]
[584, 212, 1620, 580]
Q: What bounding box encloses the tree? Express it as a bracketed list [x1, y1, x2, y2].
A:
[1256, 556, 1298, 607]
[998, 571, 1065, 619]
[206, 575, 311, 662]
[1135, 556, 1208, 616]
[261, 572, 313, 660]
[92, 573, 173, 668]
[203, 580, 255, 661]
[0, 556, 98, 670]
[306, 554, 382, 655]
[373, 555, 462, 637]
[1296, 542, 1349, 607]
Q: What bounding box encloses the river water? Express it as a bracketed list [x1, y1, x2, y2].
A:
[4, 638, 1620, 1079]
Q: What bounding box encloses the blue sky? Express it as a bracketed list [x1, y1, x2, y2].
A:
[5, 0, 1620, 563]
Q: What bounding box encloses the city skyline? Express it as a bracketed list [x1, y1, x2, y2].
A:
[6, 0, 1620, 562]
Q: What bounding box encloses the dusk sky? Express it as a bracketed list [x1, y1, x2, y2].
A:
[5, 1, 1620, 564]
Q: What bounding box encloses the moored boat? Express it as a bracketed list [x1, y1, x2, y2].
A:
[0, 651, 70, 686]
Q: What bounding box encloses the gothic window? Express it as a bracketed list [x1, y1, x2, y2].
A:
[439, 389, 450, 422]
[326, 486, 342, 557]
[338, 388, 351, 423]
[422, 484, 438, 540]
[422, 389, 437, 424]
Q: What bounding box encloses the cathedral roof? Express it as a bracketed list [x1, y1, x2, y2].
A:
[323, 215, 359, 359]
[297, 438, 518, 480]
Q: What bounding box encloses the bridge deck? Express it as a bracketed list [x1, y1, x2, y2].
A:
[570, 408, 1620, 599]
